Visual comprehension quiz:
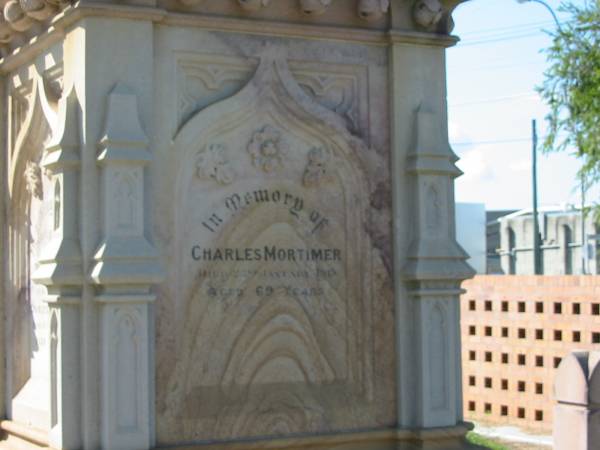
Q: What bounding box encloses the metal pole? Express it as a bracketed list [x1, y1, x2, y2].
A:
[581, 178, 586, 274]
[529, 0, 561, 27]
[516, 0, 561, 28]
[532, 119, 541, 274]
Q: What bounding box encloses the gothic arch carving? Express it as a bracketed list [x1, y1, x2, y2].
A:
[160, 51, 381, 442]
[428, 302, 449, 411]
[9, 73, 58, 204]
[5, 70, 60, 429]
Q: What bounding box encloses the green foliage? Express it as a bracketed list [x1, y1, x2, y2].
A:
[465, 432, 509, 450]
[539, 1, 600, 188]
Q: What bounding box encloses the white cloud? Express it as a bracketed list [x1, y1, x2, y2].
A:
[509, 159, 530, 172]
[456, 147, 494, 181]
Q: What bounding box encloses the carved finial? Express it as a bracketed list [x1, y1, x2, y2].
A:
[0, 13, 15, 43]
[25, 160, 43, 199]
[299, 0, 332, 16]
[237, 0, 271, 12]
[4, 0, 34, 32]
[357, 0, 389, 22]
[413, 0, 444, 31]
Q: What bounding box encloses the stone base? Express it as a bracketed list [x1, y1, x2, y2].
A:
[0, 421, 481, 450]
[154, 424, 478, 450]
[0, 421, 50, 450]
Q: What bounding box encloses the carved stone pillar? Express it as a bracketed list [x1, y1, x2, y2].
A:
[90, 85, 163, 450]
[390, 40, 474, 434]
[404, 105, 474, 428]
[33, 86, 83, 450]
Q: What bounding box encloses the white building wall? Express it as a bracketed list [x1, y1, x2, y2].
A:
[455, 203, 486, 274]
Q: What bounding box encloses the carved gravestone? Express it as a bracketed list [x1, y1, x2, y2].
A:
[0, 1, 473, 450]
[159, 54, 395, 442]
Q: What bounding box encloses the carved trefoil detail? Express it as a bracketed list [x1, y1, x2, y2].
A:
[176, 53, 258, 128]
[289, 61, 367, 134]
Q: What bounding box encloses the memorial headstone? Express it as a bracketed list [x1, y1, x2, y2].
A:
[0, 1, 474, 449]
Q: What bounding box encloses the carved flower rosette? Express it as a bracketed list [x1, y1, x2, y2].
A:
[247, 125, 287, 173]
[303, 146, 334, 187]
[25, 160, 43, 199]
[196, 143, 235, 185]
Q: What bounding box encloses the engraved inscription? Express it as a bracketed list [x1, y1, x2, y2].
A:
[200, 188, 328, 235]
[159, 53, 393, 444]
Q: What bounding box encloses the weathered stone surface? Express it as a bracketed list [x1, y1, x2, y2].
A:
[0, 2, 471, 449]
[155, 43, 395, 443]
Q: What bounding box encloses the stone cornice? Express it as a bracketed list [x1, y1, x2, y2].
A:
[0, 0, 70, 44]
[0, 0, 464, 72]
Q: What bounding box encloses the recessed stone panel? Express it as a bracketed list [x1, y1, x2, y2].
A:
[156, 51, 395, 444]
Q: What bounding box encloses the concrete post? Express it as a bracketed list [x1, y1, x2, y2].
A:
[554, 351, 600, 450]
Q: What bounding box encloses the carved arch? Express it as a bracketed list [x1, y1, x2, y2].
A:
[162, 53, 378, 441]
[9, 73, 58, 204]
[428, 302, 449, 411]
[5, 70, 59, 429]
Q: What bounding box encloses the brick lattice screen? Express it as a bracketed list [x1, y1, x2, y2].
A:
[461, 275, 600, 433]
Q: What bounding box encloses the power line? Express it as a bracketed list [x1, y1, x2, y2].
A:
[451, 133, 568, 147]
[451, 137, 532, 147]
[458, 31, 546, 47]
[447, 60, 542, 72]
[449, 92, 538, 107]
[456, 19, 571, 47]
[459, 19, 557, 37]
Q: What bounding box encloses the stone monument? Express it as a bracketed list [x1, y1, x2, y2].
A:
[0, 1, 474, 449]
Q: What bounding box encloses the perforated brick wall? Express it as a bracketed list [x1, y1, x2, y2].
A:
[461, 275, 600, 433]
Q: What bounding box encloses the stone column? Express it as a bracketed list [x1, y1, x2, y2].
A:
[90, 85, 163, 450]
[0, 73, 5, 422]
[390, 37, 474, 434]
[554, 351, 600, 450]
[70, 17, 157, 449]
[33, 86, 83, 450]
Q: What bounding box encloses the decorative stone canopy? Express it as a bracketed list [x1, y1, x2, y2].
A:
[0, 0, 466, 61]
[0, 0, 473, 448]
[0, 0, 69, 43]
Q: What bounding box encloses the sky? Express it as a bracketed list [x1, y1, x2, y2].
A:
[447, 0, 593, 211]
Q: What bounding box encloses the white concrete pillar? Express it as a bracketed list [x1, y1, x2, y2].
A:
[554, 351, 600, 450]
[90, 85, 163, 450]
[70, 18, 157, 449]
[389, 39, 474, 431]
[33, 85, 83, 450]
